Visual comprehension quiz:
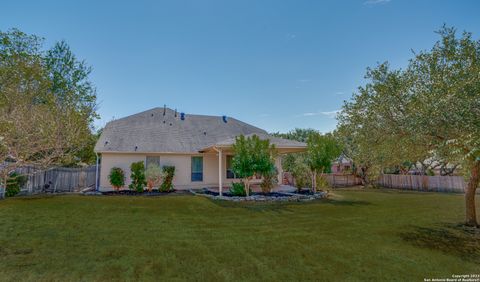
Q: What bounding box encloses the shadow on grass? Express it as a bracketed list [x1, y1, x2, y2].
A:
[399, 223, 480, 263]
[321, 198, 371, 206]
[209, 197, 371, 212]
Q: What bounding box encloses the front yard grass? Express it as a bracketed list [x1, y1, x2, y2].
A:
[0, 189, 479, 281]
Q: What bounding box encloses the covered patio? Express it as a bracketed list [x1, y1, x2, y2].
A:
[200, 133, 307, 195]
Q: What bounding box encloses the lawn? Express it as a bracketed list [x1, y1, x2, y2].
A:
[0, 189, 479, 281]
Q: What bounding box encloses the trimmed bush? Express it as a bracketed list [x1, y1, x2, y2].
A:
[160, 166, 175, 192]
[6, 172, 27, 197]
[129, 161, 146, 193]
[230, 182, 246, 196]
[146, 163, 162, 192]
[260, 167, 278, 193]
[109, 167, 125, 191]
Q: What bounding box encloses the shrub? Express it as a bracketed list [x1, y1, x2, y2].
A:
[260, 167, 278, 193]
[146, 163, 162, 192]
[316, 174, 330, 190]
[108, 167, 125, 191]
[160, 166, 175, 192]
[6, 172, 27, 197]
[129, 161, 146, 193]
[230, 182, 246, 196]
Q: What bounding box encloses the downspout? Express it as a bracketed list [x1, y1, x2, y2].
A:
[95, 152, 100, 192]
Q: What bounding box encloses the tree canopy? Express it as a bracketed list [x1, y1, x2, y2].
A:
[0, 28, 98, 196]
[337, 25, 480, 226]
[231, 134, 276, 196]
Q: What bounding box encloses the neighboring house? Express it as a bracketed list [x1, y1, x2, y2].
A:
[95, 107, 306, 192]
[331, 154, 352, 174]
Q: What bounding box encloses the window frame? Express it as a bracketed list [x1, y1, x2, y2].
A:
[226, 155, 237, 179]
[145, 156, 160, 168]
[191, 156, 203, 182]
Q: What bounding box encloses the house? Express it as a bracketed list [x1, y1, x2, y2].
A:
[331, 154, 352, 174]
[94, 107, 306, 193]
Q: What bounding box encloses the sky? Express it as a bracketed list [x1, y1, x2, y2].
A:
[2, 0, 480, 133]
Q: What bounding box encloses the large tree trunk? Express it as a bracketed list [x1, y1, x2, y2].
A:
[465, 161, 480, 227]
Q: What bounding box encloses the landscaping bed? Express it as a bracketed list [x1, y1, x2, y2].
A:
[85, 189, 190, 196]
[190, 188, 328, 202]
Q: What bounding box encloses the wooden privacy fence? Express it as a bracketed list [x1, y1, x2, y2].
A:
[378, 174, 466, 193]
[20, 166, 97, 195]
[324, 174, 363, 187]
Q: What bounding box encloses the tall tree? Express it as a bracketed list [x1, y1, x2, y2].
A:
[338, 26, 480, 226]
[0, 29, 98, 197]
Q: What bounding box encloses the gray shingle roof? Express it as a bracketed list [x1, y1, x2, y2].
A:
[95, 107, 272, 153]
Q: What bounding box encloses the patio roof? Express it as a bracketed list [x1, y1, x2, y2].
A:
[200, 133, 307, 153]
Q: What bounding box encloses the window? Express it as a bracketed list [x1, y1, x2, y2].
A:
[226, 155, 236, 179]
[146, 156, 160, 168]
[191, 156, 203, 182]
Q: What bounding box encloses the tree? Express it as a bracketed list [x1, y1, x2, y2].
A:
[232, 135, 276, 196]
[271, 128, 318, 143]
[108, 167, 125, 191]
[338, 26, 480, 226]
[0, 28, 98, 197]
[306, 133, 341, 192]
[282, 153, 311, 192]
[129, 161, 146, 193]
[145, 163, 162, 192]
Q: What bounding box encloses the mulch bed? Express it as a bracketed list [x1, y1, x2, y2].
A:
[200, 190, 292, 198]
[101, 190, 190, 196]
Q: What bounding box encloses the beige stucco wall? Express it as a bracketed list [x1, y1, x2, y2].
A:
[100, 152, 270, 191]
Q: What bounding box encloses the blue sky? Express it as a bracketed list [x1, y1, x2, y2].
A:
[2, 0, 480, 133]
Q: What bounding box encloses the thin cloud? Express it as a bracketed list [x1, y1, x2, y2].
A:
[297, 79, 310, 83]
[286, 33, 297, 40]
[364, 0, 391, 5]
[335, 91, 345, 95]
[300, 110, 341, 118]
[320, 110, 341, 118]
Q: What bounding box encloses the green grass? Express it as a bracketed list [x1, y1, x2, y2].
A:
[0, 189, 479, 281]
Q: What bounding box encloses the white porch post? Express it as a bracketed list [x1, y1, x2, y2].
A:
[218, 148, 223, 196]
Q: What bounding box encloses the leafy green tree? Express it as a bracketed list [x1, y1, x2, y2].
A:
[129, 161, 146, 193]
[108, 167, 125, 191]
[306, 133, 342, 192]
[282, 153, 311, 192]
[232, 135, 276, 196]
[338, 26, 480, 226]
[271, 128, 318, 143]
[0, 28, 98, 197]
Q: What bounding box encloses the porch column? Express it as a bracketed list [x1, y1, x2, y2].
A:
[218, 148, 223, 196]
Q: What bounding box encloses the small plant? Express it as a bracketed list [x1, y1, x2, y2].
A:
[230, 182, 246, 196]
[129, 161, 146, 193]
[6, 172, 27, 197]
[260, 167, 278, 193]
[160, 166, 175, 192]
[108, 167, 125, 191]
[146, 163, 162, 192]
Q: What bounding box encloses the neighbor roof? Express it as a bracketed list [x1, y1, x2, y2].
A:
[95, 107, 276, 153]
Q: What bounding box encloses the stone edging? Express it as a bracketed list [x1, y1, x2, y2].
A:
[189, 189, 328, 202]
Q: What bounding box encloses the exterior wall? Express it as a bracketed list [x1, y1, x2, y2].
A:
[99, 152, 246, 191]
[99, 152, 285, 191]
